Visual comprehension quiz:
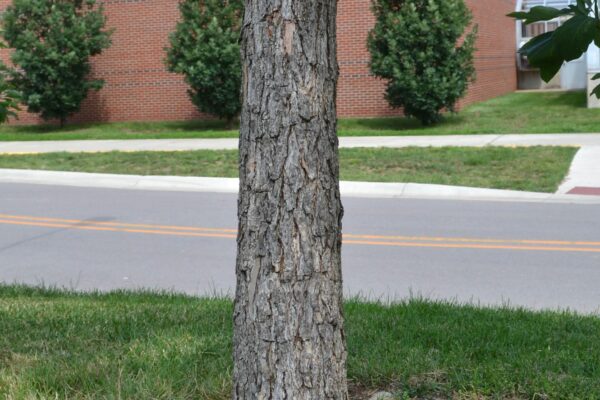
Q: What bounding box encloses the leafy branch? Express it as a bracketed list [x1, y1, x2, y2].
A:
[509, 0, 600, 97]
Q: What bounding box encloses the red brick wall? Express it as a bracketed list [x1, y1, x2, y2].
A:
[0, 0, 516, 124]
[460, 0, 518, 108]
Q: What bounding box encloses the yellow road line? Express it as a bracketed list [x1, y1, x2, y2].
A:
[0, 213, 237, 234]
[0, 213, 599, 253]
[2, 213, 600, 247]
[343, 233, 600, 247]
[0, 219, 237, 239]
[343, 239, 600, 253]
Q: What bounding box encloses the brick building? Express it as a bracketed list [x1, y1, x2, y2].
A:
[0, 0, 517, 124]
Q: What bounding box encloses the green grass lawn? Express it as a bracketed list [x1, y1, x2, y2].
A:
[0, 146, 577, 192]
[1, 285, 599, 399]
[1, 91, 599, 141]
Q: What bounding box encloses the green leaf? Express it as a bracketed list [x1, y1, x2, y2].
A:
[576, 0, 591, 14]
[553, 14, 598, 62]
[519, 32, 563, 82]
[539, 60, 564, 82]
[592, 73, 600, 80]
[518, 12, 600, 83]
[519, 31, 555, 56]
[591, 83, 600, 99]
[508, 6, 572, 24]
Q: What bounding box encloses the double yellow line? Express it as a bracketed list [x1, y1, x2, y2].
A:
[0, 213, 599, 253]
[0, 213, 238, 240]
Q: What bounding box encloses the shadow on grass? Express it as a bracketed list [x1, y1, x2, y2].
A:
[2, 123, 96, 134]
[118, 119, 239, 132]
[542, 90, 588, 108]
[1, 119, 239, 135]
[339, 113, 466, 132]
[0, 91, 591, 137]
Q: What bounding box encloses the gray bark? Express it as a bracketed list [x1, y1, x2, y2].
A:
[233, 0, 348, 399]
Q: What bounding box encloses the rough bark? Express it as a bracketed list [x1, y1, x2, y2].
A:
[233, 0, 348, 399]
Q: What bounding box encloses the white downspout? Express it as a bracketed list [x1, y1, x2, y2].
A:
[515, 0, 523, 70]
[587, 9, 600, 107]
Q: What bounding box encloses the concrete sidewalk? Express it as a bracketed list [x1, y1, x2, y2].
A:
[1, 133, 599, 198]
[1, 168, 599, 204]
[558, 146, 600, 195]
[1, 133, 600, 154]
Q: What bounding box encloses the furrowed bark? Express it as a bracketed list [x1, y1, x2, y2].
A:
[233, 0, 348, 399]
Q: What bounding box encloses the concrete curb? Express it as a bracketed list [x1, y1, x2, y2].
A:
[1, 168, 599, 204]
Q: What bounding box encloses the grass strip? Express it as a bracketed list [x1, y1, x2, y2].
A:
[0, 146, 578, 193]
[1, 285, 599, 399]
[0, 91, 599, 141]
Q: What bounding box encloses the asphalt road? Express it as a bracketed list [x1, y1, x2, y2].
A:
[1, 182, 600, 313]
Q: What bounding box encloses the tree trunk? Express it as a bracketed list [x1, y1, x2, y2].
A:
[233, 0, 347, 399]
[225, 117, 234, 131]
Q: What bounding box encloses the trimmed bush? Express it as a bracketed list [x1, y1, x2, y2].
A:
[0, 41, 20, 124]
[368, 0, 477, 125]
[166, 0, 243, 127]
[2, 0, 112, 127]
[0, 71, 20, 124]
